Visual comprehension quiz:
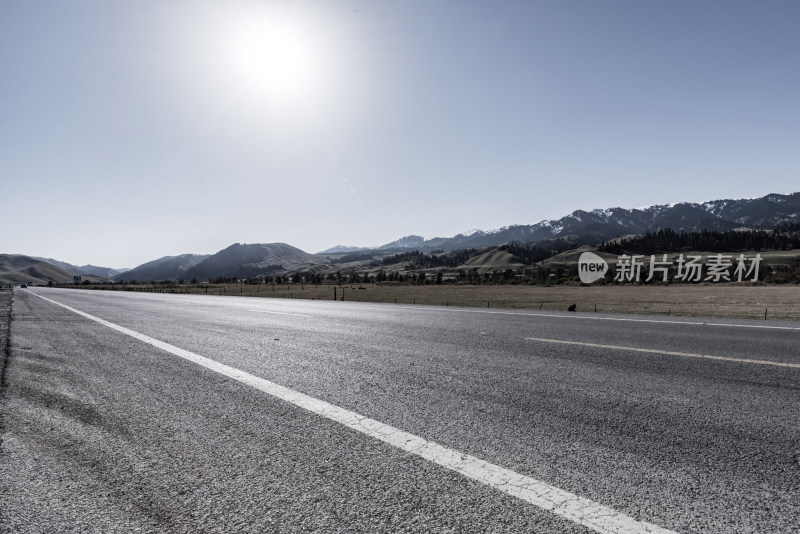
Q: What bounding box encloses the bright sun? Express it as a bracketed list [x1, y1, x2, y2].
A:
[230, 23, 320, 102]
[193, 3, 347, 128]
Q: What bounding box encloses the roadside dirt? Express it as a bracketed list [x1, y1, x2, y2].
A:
[0, 288, 13, 448]
[0, 289, 12, 387]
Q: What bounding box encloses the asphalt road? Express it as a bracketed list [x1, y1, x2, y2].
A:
[1, 287, 798, 533]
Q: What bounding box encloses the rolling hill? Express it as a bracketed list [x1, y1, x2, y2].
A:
[34, 257, 128, 279]
[183, 243, 323, 281]
[0, 255, 109, 285]
[456, 248, 526, 274]
[113, 254, 210, 282]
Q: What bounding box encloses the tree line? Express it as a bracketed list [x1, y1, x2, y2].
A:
[599, 225, 800, 255]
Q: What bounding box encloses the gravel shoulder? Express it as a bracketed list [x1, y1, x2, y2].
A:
[0, 288, 12, 429]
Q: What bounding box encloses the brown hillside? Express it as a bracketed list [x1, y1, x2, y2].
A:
[457, 248, 525, 273]
[0, 255, 108, 285]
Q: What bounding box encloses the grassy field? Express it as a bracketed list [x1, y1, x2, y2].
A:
[73, 282, 800, 322]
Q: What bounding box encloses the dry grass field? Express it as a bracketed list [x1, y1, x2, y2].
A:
[77, 282, 800, 322]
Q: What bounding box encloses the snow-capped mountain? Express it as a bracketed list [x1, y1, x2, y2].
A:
[372, 192, 800, 252]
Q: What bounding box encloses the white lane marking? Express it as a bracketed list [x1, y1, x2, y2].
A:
[248, 309, 312, 318]
[705, 323, 800, 331]
[525, 337, 800, 369]
[26, 290, 674, 534]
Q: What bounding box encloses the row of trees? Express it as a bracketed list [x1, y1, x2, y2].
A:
[380, 249, 477, 269]
[108, 268, 564, 287]
[600, 226, 800, 255]
[500, 242, 575, 264]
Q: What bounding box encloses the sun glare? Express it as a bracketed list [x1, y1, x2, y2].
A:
[187, 3, 352, 132]
[230, 23, 319, 102]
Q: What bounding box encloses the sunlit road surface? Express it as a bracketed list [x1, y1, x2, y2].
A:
[2, 288, 799, 533]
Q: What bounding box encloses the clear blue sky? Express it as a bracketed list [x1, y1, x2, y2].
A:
[2, 0, 798, 268]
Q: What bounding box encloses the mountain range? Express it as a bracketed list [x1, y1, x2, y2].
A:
[3, 191, 798, 284]
[114, 243, 323, 283]
[357, 192, 800, 253]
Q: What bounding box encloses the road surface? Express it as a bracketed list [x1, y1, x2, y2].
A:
[1, 287, 798, 533]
